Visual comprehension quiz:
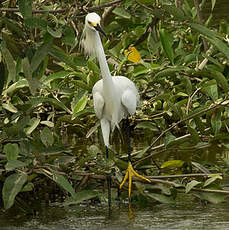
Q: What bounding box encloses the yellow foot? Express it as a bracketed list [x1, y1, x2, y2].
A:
[119, 162, 151, 198]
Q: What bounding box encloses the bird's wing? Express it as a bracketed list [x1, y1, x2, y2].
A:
[121, 88, 137, 115]
[93, 91, 104, 119]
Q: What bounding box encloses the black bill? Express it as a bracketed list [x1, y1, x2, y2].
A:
[94, 24, 107, 37]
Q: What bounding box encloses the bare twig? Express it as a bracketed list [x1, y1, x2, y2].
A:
[197, 45, 214, 70]
[102, 6, 116, 23]
[136, 0, 154, 12]
[191, 188, 229, 195]
[87, 0, 124, 11]
[186, 87, 201, 114]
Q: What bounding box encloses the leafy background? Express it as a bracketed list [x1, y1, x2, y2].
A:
[0, 0, 229, 211]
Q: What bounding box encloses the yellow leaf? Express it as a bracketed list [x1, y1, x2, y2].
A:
[124, 46, 141, 63]
[161, 160, 184, 169]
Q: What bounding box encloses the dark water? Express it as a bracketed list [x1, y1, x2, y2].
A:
[0, 143, 228, 230]
[1, 194, 229, 230]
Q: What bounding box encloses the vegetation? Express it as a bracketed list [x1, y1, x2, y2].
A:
[0, 0, 229, 211]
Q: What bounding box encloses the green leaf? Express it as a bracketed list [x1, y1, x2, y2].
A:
[30, 41, 52, 73]
[196, 192, 225, 204]
[29, 97, 71, 114]
[47, 26, 62, 38]
[155, 66, 188, 79]
[62, 26, 77, 48]
[211, 0, 216, 11]
[72, 93, 88, 119]
[134, 146, 150, 159]
[147, 193, 175, 204]
[211, 109, 222, 134]
[63, 190, 98, 206]
[2, 79, 29, 95]
[5, 160, 26, 171]
[206, 37, 229, 62]
[161, 160, 184, 169]
[52, 173, 76, 198]
[2, 18, 25, 38]
[24, 17, 48, 29]
[203, 82, 218, 101]
[40, 127, 54, 147]
[191, 23, 229, 61]
[2, 102, 18, 113]
[21, 182, 34, 192]
[185, 180, 201, 193]
[49, 46, 76, 70]
[190, 23, 221, 39]
[163, 4, 185, 20]
[3, 143, 19, 161]
[22, 57, 39, 95]
[24, 117, 40, 135]
[206, 68, 229, 93]
[18, 0, 32, 19]
[164, 132, 176, 147]
[159, 29, 174, 65]
[135, 121, 158, 131]
[113, 7, 131, 19]
[0, 62, 5, 96]
[2, 173, 28, 209]
[187, 125, 199, 144]
[203, 174, 222, 188]
[87, 59, 100, 74]
[42, 71, 70, 85]
[0, 41, 16, 82]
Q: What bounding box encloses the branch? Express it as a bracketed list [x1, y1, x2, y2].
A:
[132, 99, 229, 165]
[0, 8, 66, 14]
[74, 170, 229, 195]
[86, 0, 124, 11]
[136, 0, 154, 12]
[191, 188, 229, 195]
[74, 170, 222, 182]
[148, 99, 228, 151]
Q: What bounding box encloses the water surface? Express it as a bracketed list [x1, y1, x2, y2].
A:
[1, 193, 229, 230]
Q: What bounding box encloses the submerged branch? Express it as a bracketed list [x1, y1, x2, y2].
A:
[74, 170, 228, 195]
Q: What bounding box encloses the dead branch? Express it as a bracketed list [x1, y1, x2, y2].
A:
[0, 8, 66, 13]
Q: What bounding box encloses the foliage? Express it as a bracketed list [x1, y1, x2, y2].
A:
[0, 0, 229, 210]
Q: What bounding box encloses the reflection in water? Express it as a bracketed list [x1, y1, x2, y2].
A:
[1, 194, 229, 230]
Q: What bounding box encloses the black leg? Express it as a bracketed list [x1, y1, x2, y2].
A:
[126, 117, 131, 163]
[105, 146, 111, 207]
[126, 117, 132, 202]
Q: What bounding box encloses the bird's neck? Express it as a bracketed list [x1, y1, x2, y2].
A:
[90, 31, 113, 84]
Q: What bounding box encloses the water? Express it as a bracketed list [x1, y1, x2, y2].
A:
[1, 194, 229, 230]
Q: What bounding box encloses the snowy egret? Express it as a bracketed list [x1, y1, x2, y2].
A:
[81, 12, 151, 205]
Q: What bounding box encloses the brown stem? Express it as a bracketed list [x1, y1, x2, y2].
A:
[87, 0, 124, 11]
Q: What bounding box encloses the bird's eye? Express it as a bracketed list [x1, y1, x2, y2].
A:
[88, 21, 93, 26]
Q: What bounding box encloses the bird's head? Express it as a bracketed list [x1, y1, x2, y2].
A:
[81, 12, 106, 56]
[85, 12, 106, 36]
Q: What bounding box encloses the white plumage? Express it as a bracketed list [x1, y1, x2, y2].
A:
[81, 12, 139, 147]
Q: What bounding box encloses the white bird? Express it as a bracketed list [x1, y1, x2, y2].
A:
[81, 12, 151, 205]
